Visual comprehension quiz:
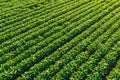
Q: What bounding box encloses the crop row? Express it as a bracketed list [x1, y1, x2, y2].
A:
[0, 0, 102, 61]
[0, 0, 92, 56]
[16, 3, 120, 80]
[0, 0, 104, 73]
[0, 0, 68, 18]
[0, 0, 104, 74]
[50, 12, 120, 80]
[70, 21, 120, 80]
[0, 0, 91, 47]
[0, 1, 99, 68]
[0, 1, 119, 80]
[0, 0, 70, 25]
[0, 0, 72, 32]
[0, 0, 76, 32]
[85, 37, 120, 80]
[34, 11, 120, 80]
[107, 54, 120, 80]
[0, 0, 94, 48]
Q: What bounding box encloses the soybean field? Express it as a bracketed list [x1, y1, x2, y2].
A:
[0, 0, 120, 80]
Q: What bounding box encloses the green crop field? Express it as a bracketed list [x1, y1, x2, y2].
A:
[0, 0, 120, 80]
